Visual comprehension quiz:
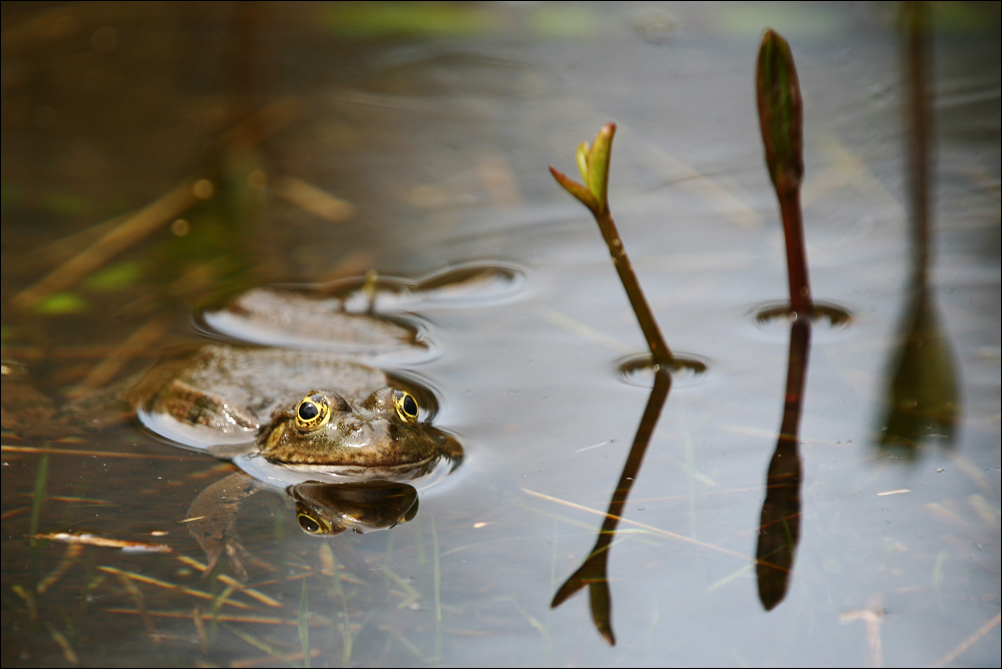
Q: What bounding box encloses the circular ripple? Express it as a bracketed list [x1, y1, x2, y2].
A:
[751, 300, 853, 334]
[617, 352, 709, 388]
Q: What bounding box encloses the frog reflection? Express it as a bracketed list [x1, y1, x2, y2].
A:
[291, 479, 419, 535]
[186, 473, 420, 580]
[127, 342, 461, 578]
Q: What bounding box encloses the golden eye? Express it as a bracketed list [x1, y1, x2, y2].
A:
[297, 512, 331, 535]
[295, 394, 331, 431]
[393, 390, 419, 423]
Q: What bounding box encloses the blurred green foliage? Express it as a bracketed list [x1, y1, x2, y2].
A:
[33, 292, 88, 315]
[322, 1, 600, 39]
[83, 260, 143, 292]
[323, 2, 491, 38]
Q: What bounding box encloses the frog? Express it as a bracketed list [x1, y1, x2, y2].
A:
[118, 341, 462, 578]
[127, 343, 461, 481]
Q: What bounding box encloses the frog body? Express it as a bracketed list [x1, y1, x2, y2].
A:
[129, 343, 461, 482]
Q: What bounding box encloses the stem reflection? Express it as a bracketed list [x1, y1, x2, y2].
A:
[551, 369, 672, 645]
[877, 1, 959, 455]
[755, 319, 811, 610]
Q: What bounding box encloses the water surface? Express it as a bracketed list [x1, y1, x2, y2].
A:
[2, 3, 999, 666]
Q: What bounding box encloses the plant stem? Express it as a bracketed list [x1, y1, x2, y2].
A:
[777, 189, 811, 316]
[551, 122, 674, 368]
[592, 207, 674, 368]
[756, 29, 813, 316]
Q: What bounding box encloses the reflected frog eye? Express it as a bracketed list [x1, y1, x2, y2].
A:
[393, 390, 419, 423]
[297, 512, 331, 535]
[295, 394, 331, 431]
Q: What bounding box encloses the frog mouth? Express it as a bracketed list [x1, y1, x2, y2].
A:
[265, 456, 441, 481]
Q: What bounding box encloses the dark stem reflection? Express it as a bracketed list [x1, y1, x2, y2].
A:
[876, 1, 960, 455]
[551, 369, 672, 646]
[756, 319, 811, 610]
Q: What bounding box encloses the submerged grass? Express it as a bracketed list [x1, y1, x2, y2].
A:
[116, 572, 159, 643]
[96, 566, 254, 610]
[37, 543, 85, 594]
[28, 443, 50, 548]
[175, 556, 282, 607]
[45, 622, 79, 665]
[523, 489, 750, 564]
[298, 578, 310, 668]
[432, 515, 443, 663]
[327, 546, 354, 665]
[378, 565, 421, 609]
[220, 620, 290, 664]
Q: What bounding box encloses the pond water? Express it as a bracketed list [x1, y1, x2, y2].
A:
[2, 3, 999, 667]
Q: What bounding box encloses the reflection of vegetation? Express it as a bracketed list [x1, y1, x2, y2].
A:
[755, 320, 810, 610]
[149, 150, 269, 304]
[753, 30, 813, 611]
[549, 123, 679, 644]
[877, 2, 960, 456]
[551, 370, 672, 645]
[879, 286, 958, 453]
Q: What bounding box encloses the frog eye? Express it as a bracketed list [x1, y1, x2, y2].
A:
[295, 394, 331, 431]
[297, 512, 331, 535]
[393, 390, 419, 423]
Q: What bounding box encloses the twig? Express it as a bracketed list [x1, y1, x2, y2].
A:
[550, 123, 674, 367]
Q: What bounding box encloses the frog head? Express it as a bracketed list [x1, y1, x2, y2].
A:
[258, 387, 460, 478]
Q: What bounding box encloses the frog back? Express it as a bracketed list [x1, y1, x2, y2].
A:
[131, 344, 387, 447]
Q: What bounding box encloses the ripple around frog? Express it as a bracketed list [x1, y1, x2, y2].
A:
[616, 352, 710, 388]
[193, 295, 439, 364]
[192, 262, 525, 363]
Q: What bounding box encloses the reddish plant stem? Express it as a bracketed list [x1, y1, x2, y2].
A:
[593, 208, 674, 368]
[756, 30, 813, 318]
[778, 190, 812, 316]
